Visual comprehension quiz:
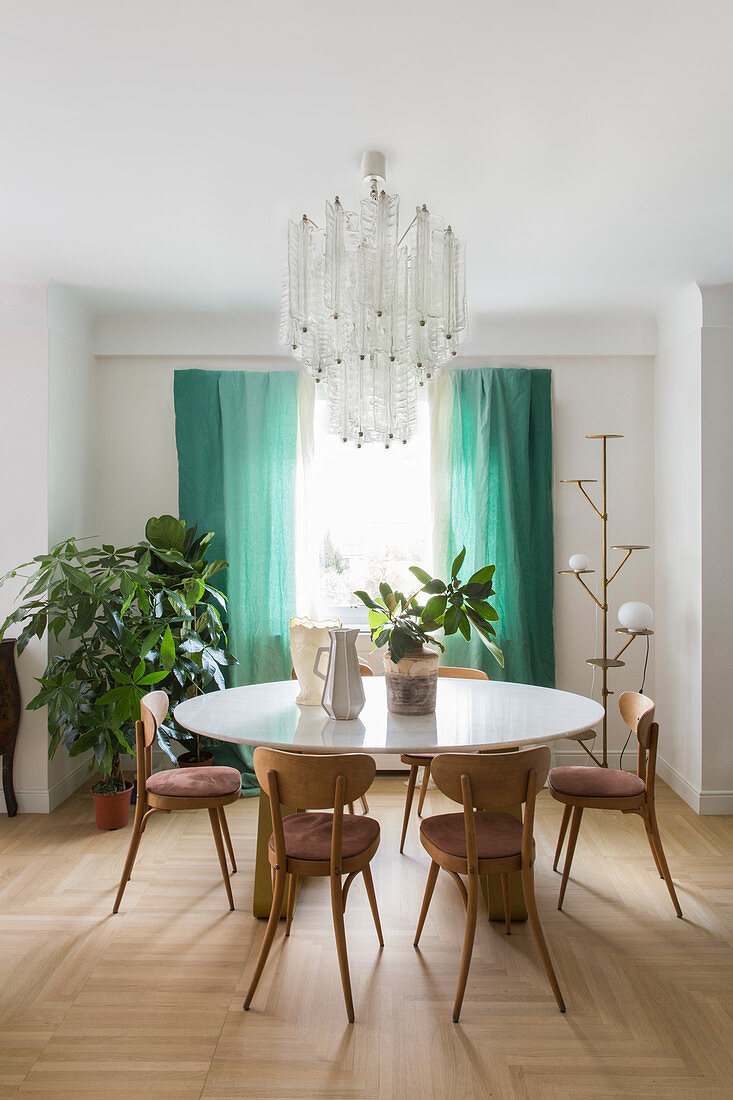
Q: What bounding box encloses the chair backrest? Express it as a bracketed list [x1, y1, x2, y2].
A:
[134, 690, 169, 800]
[438, 666, 489, 680]
[140, 690, 169, 748]
[431, 748, 550, 868]
[253, 747, 375, 811]
[619, 691, 658, 791]
[431, 747, 550, 811]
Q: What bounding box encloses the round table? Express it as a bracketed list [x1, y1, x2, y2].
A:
[174, 677, 603, 754]
[174, 678, 603, 918]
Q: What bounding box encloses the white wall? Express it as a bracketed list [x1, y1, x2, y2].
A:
[0, 286, 50, 813]
[700, 306, 733, 804]
[655, 307, 703, 803]
[654, 282, 733, 814]
[94, 352, 656, 766]
[45, 288, 98, 799]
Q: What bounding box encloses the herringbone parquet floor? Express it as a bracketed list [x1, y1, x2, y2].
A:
[1, 776, 732, 1099]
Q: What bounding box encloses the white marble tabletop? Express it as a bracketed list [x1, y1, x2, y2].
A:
[174, 678, 604, 755]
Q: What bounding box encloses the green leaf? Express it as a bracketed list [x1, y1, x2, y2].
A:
[408, 565, 432, 585]
[368, 608, 389, 632]
[465, 598, 500, 622]
[467, 565, 495, 586]
[422, 594, 447, 622]
[145, 515, 186, 552]
[422, 578, 446, 595]
[451, 546, 466, 579]
[443, 605, 461, 636]
[379, 582, 393, 605]
[463, 582, 495, 599]
[160, 625, 176, 671]
[457, 611, 472, 641]
[354, 590, 381, 612]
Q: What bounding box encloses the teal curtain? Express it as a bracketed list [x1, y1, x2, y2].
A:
[174, 368, 300, 793]
[432, 367, 555, 687]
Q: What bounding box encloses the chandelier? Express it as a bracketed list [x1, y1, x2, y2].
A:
[281, 151, 467, 447]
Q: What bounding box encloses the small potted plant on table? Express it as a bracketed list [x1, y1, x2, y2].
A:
[355, 547, 504, 715]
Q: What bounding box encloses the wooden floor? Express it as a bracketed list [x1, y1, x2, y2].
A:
[1, 777, 732, 1099]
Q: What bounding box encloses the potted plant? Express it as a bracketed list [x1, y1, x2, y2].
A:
[355, 547, 503, 715]
[0, 516, 236, 828]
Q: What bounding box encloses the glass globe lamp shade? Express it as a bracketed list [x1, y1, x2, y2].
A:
[568, 553, 590, 572]
[618, 601, 654, 633]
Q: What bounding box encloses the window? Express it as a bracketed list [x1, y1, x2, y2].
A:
[302, 394, 432, 625]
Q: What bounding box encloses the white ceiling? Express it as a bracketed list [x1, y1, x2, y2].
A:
[2, 0, 733, 320]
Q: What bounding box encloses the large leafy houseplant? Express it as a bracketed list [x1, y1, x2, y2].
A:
[355, 547, 504, 668]
[0, 516, 236, 796]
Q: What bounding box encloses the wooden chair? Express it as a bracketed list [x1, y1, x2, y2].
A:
[399, 666, 489, 853]
[550, 691, 682, 917]
[291, 662, 373, 815]
[113, 690, 241, 914]
[244, 748, 382, 1022]
[414, 747, 565, 1021]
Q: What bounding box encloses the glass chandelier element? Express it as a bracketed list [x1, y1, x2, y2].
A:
[280, 151, 467, 447]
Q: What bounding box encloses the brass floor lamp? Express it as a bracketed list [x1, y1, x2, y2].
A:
[560, 434, 653, 768]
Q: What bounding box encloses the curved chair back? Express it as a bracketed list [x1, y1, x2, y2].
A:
[619, 691, 659, 794]
[619, 691, 655, 749]
[140, 690, 169, 747]
[253, 748, 375, 811]
[438, 666, 489, 680]
[431, 747, 551, 811]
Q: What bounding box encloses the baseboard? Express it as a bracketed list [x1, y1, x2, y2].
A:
[0, 759, 90, 815]
[644, 756, 733, 816]
[47, 759, 91, 812]
[655, 757, 702, 813]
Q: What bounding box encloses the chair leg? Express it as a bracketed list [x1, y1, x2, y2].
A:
[112, 804, 145, 914]
[553, 805, 572, 872]
[644, 804, 683, 918]
[417, 764, 431, 817]
[208, 807, 235, 911]
[218, 806, 237, 874]
[362, 864, 384, 947]
[500, 874, 512, 935]
[641, 810, 664, 878]
[330, 871, 355, 1023]
[522, 864, 565, 1012]
[360, 795, 369, 814]
[244, 867, 287, 1010]
[414, 860, 440, 946]
[399, 765, 419, 854]
[452, 870, 479, 1023]
[557, 806, 583, 910]
[285, 873, 298, 936]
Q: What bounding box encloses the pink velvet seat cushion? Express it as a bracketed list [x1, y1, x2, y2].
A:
[549, 766, 646, 799]
[146, 766, 241, 798]
[270, 812, 380, 862]
[420, 811, 524, 860]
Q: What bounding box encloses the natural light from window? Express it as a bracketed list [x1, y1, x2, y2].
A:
[310, 396, 432, 623]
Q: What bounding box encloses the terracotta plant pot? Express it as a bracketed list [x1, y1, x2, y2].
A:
[93, 782, 133, 830]
[384, 646, 440, 715]
[177, 750, 214, 767]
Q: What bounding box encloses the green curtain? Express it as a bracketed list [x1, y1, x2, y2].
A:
[174, 368, 300, 793]
[431, 367, 555, 687]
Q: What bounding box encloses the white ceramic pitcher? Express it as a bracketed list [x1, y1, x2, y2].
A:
[313, 627, 366, 720]
[290, 617, 340, 705]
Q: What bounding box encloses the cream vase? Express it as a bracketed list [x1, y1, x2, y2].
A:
[290, 617, 341, 705]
